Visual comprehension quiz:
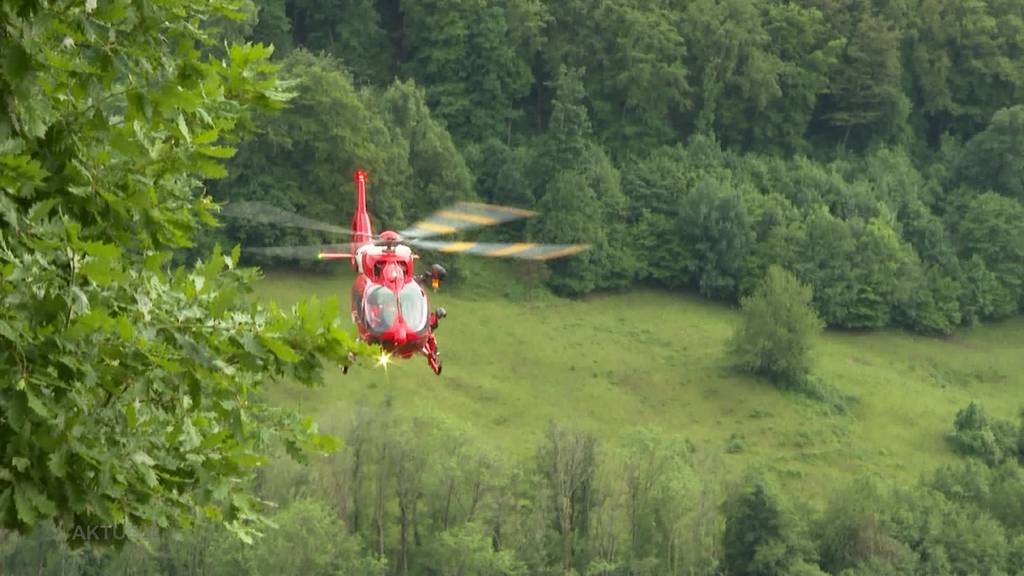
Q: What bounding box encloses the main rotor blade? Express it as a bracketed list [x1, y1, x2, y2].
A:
[399, 202, 537, 239]
[244, 244, 351, 260]
[220, 201, 354, 237]
[407, 239, 589, 261]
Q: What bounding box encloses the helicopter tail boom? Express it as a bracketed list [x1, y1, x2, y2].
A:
[350, 169, 374, 268]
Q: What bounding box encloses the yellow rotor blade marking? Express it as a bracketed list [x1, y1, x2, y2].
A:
[459, 202, 536, 217]
[418, 222, 458, 235]
[438, 210, 498, 225]
[533, 245, 588, 260]
[487, 243, 537, 256]
[439, 241, 477, 253]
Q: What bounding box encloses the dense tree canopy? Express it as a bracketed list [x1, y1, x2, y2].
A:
[0, 0, 372, 540]
[214, 0, 1024, 337]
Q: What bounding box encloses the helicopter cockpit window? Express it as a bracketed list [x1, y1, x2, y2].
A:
[399, 282, 428, 332]
[364, 284, 398, 333]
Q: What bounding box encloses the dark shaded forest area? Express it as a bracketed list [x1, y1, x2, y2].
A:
[213, 0, 1024, 336]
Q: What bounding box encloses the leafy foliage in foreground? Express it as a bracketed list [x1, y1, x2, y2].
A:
[0, 0, 372, 539]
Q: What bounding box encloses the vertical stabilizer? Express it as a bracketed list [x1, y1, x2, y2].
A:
[351, 169, 373, 269]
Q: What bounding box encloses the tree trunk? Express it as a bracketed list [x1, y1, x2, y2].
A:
[492, 520, 502, 552]
[443, 478, 455, 531]
[375, 445, 389, 559]
[351, 441, 363, 533]
[560, 497, 573, 571]
[467, 477, 482, 522]
[630, 486, 640, 552]
[536, 76, 544, 131]
[399, 501, 409, 576]
[413, 498, 422, 548]
[36, 536, 43, 576]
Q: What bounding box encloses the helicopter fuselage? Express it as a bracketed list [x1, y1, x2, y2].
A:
[350, 242, 434, 359]
[334, 171, 443, 374]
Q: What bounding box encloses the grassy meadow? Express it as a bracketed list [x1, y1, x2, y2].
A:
[256, 262, 1024, 503]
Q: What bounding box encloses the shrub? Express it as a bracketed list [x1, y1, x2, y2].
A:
[729, 265, 825, 387]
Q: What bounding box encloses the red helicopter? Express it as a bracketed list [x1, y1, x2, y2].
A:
[224, 170, 588, 375]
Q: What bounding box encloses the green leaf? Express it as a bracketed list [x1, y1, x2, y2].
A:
[12, 457, 30, 473]
[204, 505, 223, 522]
[13, 484, 37, 525]
[116, 316, 133, 341]
[48, 449, 67, 479]
[194, 128, 220, 145]
[25, 388, 53, 420]
[27, 198, 59, 223]
[131, 451, 155, 467]
[210, 286, 237, 318]
[27, 486, 57, 516]
[196, 197, 218, 226]
[181, 419, 201, 451]
[195, 158, 228, 179]
[0, 153, 47, 192]
[310, 433, 343, 454]
[259, 334, 300, 363]
[81, 241, 122, 260]
[177, 114, 191, 144]
[0, 195, 18, 227]
[196, 145, 236, 158]
[66, 286, 90, 317]
[0, 320, 17, 342]
[233, 526, 255, 545]
[203, 244, 224, 279]
[228, 452, 266, 468]
[134, 461, 159, 489]
[2, 43, 31, 84]
[68, 306, 114, 337]
[144, 250, 172, 272]
[82, 259, 127, 285]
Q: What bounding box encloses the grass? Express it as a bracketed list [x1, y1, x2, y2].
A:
[255, 262, 1024, 503]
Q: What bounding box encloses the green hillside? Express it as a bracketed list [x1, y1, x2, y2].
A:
[257, 265, 1024, 502]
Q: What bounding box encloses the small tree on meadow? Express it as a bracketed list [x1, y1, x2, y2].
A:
[729, 265, 824, 388]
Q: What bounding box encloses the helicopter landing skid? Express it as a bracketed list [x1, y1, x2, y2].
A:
[424, 334, 442, 376]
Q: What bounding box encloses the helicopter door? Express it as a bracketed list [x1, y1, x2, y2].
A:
[399, 282, 428, 332]
[363, 284, 399, 333]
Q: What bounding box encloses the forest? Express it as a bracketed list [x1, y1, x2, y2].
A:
[207, 0, 1024, 337]
[1, 0, 1024, 574]
[5, 404, 1024, 575]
